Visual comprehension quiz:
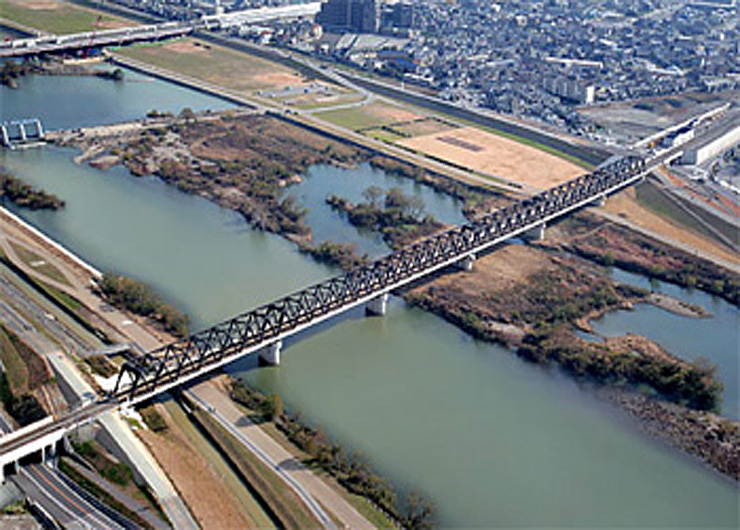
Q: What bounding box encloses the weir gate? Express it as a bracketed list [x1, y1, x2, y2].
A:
[1, 119, 45, 149]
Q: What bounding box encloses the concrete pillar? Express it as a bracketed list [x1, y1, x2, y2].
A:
[456, 253, 476, 272]
[18, 124, 26, 142]
[0, 125, 9, 147]
[365, 292, 389, 316]
[592, 194, 606, 207]
[524, 223, 545, 241]
[258, 341, 282, 366]
[34, 119, 44, 139]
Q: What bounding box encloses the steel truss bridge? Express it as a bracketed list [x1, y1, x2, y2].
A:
[112, 155, 647, 403]
[0, 155, 648, 474]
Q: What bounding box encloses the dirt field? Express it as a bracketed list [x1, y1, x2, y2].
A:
[421, 244, 555, 296]
[137, 402, 263, 529]
[399, 126, 584, 188]
[604, 187, 739, 265]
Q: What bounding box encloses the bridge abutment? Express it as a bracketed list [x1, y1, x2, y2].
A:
[258, 341, 283, 366]
[365, 293, 389, 316]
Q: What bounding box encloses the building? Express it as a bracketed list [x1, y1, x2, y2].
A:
[543, 78, 596, 104]
[316, 0, 379, 33]
[681, 124, 740, 165]
[380, 1, 414, 31]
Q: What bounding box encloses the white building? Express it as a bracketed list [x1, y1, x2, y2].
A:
[681, 124, 740, 166]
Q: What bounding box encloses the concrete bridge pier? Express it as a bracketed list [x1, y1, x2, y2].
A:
[258, 341, 283, 366]
[366, 292, 389, 316]
[456, 253, 476, 272]
[33, 119, 44, 139]
[0, 461, 18, 484]
[592, 194, 607, 207]
[0, 125, 9, 147]
[18, 124, 26, 142]
[524, 223, 546, 241]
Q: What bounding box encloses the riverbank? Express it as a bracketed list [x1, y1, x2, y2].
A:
[55, 110, 500, 250]
[602, 388, 739, 480]
[548, 213, 739, 306]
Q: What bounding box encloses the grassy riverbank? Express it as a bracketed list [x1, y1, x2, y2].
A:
[229, 379, 431, 528]
[95, 272, 189, 338]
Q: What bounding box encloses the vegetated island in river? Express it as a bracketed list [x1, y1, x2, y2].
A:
[0, 59, 124, 89]
[54, 109, 501, 268]
[56, 110, 738, 479]
[0, 169, 65, 210]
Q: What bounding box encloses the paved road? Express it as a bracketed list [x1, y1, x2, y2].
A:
[14, 464, 123, 530]
[188, 383, 374, 530]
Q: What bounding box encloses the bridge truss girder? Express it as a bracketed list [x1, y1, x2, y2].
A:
[112, 156, 646, 402]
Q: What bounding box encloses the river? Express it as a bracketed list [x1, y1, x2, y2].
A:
[1, 66, 737, 527]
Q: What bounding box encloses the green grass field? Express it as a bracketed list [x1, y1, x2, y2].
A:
[314, 102, 412, 131]
[0, 0, 132, 35]
[8, 241, 71, 287]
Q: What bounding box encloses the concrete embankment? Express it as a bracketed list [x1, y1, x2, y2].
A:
[0, 207, 101, 279]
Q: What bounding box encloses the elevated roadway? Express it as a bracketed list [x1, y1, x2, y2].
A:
[0, 4, 321, 60]
[0, 21, 194, 59]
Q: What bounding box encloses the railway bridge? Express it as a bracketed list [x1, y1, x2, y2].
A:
[0, 155, 648, 481]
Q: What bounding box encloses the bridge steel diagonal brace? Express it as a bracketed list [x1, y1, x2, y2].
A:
[112, 156, 647, 403]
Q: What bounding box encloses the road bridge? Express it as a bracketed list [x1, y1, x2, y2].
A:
[0, 4, 321, 59]
[0, 21, 193, 59]
[0, 155, 648, 480]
